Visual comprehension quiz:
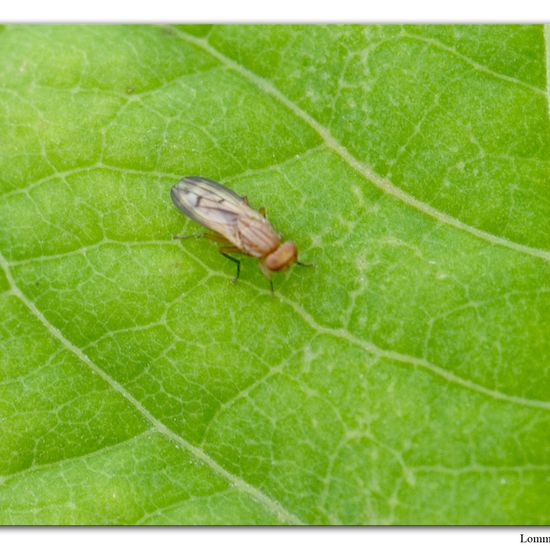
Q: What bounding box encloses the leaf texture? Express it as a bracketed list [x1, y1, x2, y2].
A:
[0, 24, 549, 525]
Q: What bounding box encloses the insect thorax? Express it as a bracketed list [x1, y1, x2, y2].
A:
[237, 217, 281, 258]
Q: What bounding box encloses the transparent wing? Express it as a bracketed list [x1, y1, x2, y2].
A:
[170, 176, 266, 248]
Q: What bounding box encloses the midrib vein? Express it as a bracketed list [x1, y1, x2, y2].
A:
[0, 252, 303, 525]
[169, 26, 550, 263]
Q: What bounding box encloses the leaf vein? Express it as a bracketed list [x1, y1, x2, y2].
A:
[0, 430, 152, 487]
[8, 238, 548, 412]
[173, 244, 550, 411]
[0, 251, 304, 526]
[168, 26, 550, 263]
[402, 30, 546, 96]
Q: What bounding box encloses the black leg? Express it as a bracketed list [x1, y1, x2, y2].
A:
[296, 260, 314, 267]
[220, 252, 241, 283]
[270, 279, 274, 295]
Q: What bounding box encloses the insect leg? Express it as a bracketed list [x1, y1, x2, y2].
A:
[296, 260, 315, 267]
[270, 279, 274, 295]
[219, 251, 241, 283]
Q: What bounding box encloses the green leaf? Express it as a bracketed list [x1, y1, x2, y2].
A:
[0, 24, 549, 525]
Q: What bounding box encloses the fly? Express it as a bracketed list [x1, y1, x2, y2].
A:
[170, 176, 312, 292]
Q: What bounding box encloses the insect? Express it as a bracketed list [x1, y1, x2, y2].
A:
[170, 176, 312, 292]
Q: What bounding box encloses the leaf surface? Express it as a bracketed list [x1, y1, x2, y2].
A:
[0, 24, 549, 525]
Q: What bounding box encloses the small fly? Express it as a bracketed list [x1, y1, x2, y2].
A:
[170, 176, 312, 292]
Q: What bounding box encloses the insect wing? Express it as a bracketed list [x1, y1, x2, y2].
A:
[171, 176, 260, 246]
